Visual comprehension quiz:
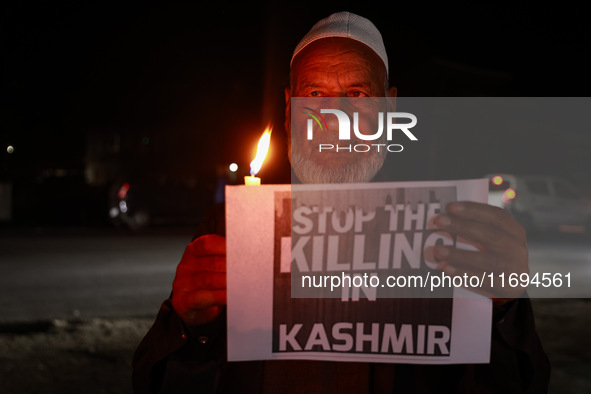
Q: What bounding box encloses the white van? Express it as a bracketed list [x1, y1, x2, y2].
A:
[485, 174, 591, 232]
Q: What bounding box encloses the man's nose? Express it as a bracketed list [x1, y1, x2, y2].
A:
[322, 98, 343, 132]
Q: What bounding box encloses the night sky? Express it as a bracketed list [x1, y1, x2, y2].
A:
[2, 2, 590, 224]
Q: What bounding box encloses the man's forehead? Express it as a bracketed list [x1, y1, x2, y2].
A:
[292, 37, 384, 71]
[291, 38, 386, 89]
[295, 69, 376, 88]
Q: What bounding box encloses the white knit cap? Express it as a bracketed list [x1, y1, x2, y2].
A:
[291, 11, 388, 76]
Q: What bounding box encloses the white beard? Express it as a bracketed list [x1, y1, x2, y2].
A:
[290, 142, 387, 184]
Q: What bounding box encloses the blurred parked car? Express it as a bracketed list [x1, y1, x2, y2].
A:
[109, 176, 214, 230]
[485, 174, 591, 232]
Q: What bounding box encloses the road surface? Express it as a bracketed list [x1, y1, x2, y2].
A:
[0, 228, 590, 323]
[0, 227, 192, 323]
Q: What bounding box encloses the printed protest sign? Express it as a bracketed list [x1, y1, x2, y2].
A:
[226, 179, 491, 364]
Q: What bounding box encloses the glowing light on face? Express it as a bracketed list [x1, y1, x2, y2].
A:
[7, 145, 14, 154]
[229, 163, 238, 172]
[288, 39, 391, 184]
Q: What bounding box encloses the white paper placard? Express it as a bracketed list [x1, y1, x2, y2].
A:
[226, 179, 491, 364]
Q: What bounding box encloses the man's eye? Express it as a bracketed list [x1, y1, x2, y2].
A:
[349, 91, 369, 97]
[308, 91, 323, 97]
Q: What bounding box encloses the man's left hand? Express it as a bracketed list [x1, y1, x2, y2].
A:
[433, 201, 529, 302]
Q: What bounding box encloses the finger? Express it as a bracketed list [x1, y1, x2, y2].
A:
[434, 245, 497, 272]
[433, 244, 526, 275]
[177, 254, 226, 273]
[188, 289, 227, 310]
[435, 214, 519, 252]
[186, 234, 226, 256]
[446, 202, 526, 240]
[174, 272, 226, 291]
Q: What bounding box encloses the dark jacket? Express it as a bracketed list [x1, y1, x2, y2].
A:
[133, 204, 550, 393]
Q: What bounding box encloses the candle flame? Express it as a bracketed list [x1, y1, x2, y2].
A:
[250, 126, 272, 176]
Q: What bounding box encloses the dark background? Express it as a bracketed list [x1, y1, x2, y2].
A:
[2, 1, 590, 226]
[1, 5, 589, 393]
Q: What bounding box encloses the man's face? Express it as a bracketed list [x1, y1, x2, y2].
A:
[286, 37, 396, 184]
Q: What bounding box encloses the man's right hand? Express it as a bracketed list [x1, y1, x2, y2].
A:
[172, 234, 227, 327]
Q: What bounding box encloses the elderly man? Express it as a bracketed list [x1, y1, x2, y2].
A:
[133, 12, 549, 393]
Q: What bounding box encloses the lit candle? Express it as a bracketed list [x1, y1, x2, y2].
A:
[245, 126, 272, 185]
[244, 175, 261, 186]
